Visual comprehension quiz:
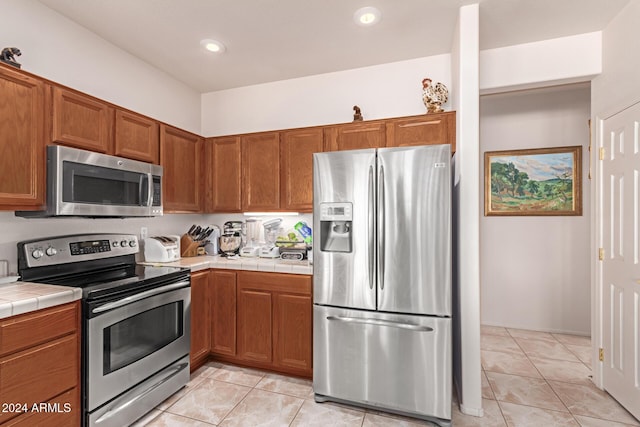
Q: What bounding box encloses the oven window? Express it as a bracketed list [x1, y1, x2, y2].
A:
[103, 301, 183, 375]
[63, 161, 148, 206]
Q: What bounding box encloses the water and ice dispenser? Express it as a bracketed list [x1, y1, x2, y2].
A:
[319, 202, 353, 253]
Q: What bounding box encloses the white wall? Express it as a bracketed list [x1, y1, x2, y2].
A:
[201, 56, 451, 136]
[0, 212, 311, 275]
[1, 0, 201, 133]
[480, 32, 602, 95]
[451, 3, 483, 417]
[480, 84, 592, 335]
[592, 0, 640, 117]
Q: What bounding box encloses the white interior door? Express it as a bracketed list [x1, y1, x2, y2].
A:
[600, 102, 640, 420]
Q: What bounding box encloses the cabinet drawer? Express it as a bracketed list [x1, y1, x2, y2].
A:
[2, 387, 79, 427]
[237, 272, 311, 295]
[0, 302, 78, 356]
[0, 334, 78, 424]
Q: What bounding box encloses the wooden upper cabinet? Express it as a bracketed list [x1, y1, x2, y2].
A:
[386, 111, 456, 153]
[280, 128, 323, 212]
[160, 124, 203, 213]
[242, 132, 280, 211]
[324, 121, 386, 151]
[114, 109, 159, 163]
[51, 86, 112, 153]
[0, 66, 45, 210]
[206, 136, 242, 213]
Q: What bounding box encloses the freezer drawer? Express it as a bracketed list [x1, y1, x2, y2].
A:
[313, 305, 451, 421]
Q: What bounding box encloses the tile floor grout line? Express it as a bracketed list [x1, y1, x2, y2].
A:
[215, 382, 254, 426]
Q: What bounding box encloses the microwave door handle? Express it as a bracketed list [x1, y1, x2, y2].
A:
[147, 173, 153, 207]
[138, 174, 146, 207]
[138, 173, 152, 207]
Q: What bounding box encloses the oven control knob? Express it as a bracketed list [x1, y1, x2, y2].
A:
[45, 247, 57, 257]
[120, 240, 128, 247]
[31, 249, 44, 259]
[128, 240, 137, 247]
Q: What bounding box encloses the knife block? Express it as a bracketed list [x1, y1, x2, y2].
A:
[180, 234, 200, 257]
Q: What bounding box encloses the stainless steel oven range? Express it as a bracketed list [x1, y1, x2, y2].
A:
[18, 233, 190, 427]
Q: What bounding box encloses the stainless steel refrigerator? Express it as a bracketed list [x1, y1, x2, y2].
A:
[313, 144, 452, 426]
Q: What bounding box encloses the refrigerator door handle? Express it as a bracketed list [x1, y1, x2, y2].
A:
[326, 315, 434, 332]
[368, 164, 375, 290]
[378, 164, 385, 290]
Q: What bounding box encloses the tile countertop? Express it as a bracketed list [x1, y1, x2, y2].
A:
[0, 282, 82, 320]
[140, 255, 313, 275]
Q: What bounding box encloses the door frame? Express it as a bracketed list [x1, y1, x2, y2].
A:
[591, 112, 604, 388]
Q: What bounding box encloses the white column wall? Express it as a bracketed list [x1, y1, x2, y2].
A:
[451, 3, 483, 418]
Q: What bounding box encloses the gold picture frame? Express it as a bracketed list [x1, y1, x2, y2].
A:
[484, 146, 582, 216]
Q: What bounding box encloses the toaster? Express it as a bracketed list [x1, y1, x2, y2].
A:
[143, 235, 181, 262]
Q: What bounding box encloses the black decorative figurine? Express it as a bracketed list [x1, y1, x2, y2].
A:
[0, 47, 22, 69]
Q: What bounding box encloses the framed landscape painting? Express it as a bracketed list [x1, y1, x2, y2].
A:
[484, 146, 582, 216]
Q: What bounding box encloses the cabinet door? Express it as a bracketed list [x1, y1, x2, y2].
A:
[386, 111, 456, 153]
[160, 124, 203, 212]
[206, 136, 242, 212]
[4, 387, 79, 427]
[51, 86, 112, 153]
[114, 109, 159, 163]
[273, 293, 312, 376]
[324, 122, 386, 151]
[210, 270, 237, 356]
[280, 128, 323, 212]
[0, 67, 45, 210]
[0, 334, 78, 424]
[190, 270, 210, 371]
[237, 287, 272, 363]
[242, 132, 280, 211]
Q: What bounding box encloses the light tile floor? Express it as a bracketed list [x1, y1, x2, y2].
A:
[132, 326, 640, 426]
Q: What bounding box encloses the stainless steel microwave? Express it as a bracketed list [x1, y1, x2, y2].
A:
[17, 145, 163, 217]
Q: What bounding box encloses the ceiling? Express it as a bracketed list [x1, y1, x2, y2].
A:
[37, 0, 630, 93]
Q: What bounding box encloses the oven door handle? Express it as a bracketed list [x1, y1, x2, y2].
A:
[92, 281, 190, 314]
[94, 361, 189, 425]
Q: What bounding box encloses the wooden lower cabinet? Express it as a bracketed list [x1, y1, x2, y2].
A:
[0, 301, 81, 426]
[273, 293, 312, 373]
[207, 270, 313, 378]
[190, 270, 210, 372]
[237, 288, 272, 363]
[210, 270, 237, 356]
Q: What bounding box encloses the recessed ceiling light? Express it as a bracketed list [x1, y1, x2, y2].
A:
[200, 39, 226, 53]
[354, 6, 381, 26]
